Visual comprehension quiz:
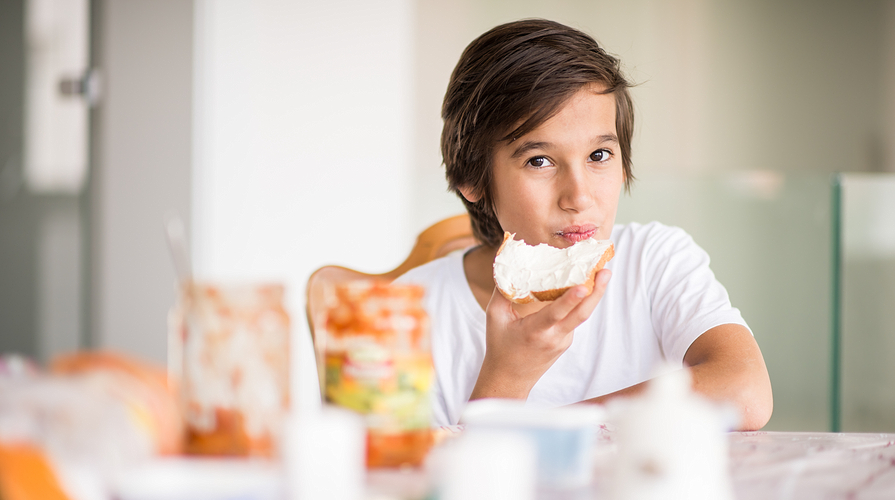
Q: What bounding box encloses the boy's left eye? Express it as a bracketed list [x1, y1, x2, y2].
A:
[590, 149, 612, 162]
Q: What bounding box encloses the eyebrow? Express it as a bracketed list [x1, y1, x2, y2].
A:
[509, 141, 551, 159]
[508, 134, 620, 159]
[596, 134, 620, 145]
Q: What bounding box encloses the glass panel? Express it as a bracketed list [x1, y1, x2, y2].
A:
[617, 171, 833, 431]
[839, 173, 895, 432]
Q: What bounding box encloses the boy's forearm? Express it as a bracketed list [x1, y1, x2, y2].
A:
[580, 324, 773, 431]
[582, 380, 649, 405]
[685, 324, 773, 430]
[469, 360, 537, 401]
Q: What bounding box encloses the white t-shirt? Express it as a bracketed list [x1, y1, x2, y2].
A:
[395, 221, 750, 426]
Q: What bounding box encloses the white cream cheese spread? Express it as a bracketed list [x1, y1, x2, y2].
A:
[493, 234, 613, 301]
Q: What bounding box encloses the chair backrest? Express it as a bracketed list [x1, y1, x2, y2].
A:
[305, 214, 475, 388]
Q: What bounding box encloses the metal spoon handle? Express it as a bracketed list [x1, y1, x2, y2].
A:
[164, 213, 192, 284]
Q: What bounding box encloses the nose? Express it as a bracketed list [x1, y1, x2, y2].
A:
[558, 164, 595, 213]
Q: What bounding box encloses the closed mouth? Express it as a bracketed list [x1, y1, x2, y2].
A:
[556, 225, 597, 243]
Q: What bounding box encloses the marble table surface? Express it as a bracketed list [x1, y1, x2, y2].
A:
[728, 431, 895, 499]
[367, 430, 895, 499]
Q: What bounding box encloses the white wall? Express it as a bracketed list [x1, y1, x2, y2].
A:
[193, 0, 415, 409]
[193, 0, 415, 283]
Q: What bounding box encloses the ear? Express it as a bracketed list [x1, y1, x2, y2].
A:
[458, 185, 482, 203]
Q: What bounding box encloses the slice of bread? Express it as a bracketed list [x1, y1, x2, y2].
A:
[493, 232, 614, 304]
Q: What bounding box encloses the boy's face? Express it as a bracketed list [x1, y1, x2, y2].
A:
[463, 86, 624, 248]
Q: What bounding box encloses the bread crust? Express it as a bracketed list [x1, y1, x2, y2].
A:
[494, 233, 615, 304]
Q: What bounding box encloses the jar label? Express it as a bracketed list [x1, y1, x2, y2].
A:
[325, 346, 432, 431]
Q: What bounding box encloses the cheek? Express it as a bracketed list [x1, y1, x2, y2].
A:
[497, 179, 544, 215]
[490, 176, 545, 233]
[598, 173, 624, 232]
[491, 184, 522, 223]
[601, 167, 625, 201]
[491, 168, 522, 213]
[600, 178, 623, 204]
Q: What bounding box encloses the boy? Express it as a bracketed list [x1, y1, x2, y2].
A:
[397, 19, 772, 430]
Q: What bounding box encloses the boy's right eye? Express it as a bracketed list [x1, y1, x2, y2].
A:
[526, 156, 553, 168]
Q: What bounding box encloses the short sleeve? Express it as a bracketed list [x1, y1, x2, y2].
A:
[641, 224, 750, 363]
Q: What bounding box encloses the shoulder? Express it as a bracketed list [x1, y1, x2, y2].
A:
[613, 220, 693, 244]
[612, 221, 700, 259]
[395, 248, 482, 325]
[394, 249, 465, 289]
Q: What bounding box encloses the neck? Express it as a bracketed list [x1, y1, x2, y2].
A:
[463, 245, 498, 298]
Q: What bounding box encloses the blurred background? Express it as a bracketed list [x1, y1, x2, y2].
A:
[1, 0, 894, 432]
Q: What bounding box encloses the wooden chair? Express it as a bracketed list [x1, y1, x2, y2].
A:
[305, 214, 475, 388]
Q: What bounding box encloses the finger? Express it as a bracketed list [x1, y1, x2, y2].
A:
[525, 283, 589, 331]
[557, 269, 612, 332]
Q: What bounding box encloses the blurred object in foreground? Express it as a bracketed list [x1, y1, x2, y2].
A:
[459, 399, 602, 490]
[283, 407, 365, 500]
[324, 281, 433, 467]
[0, 442, 71, 500]
[0, 354, 40, 379]
[431, 430, 536, 500]
[609, 369, 734, 500]
[51, 351, 183, 455]
[112, 457, 282, 500]
[0, 352, 174, 500]
[169, 283, 290, 457]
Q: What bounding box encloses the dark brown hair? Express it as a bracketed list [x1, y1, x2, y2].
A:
[441, 19, 635, 248]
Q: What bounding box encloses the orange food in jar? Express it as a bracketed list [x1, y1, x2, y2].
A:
[170, 283, 290, 457]
[324, 281, 433, 468]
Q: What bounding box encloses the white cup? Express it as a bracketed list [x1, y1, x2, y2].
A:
[283, 406, 366, 500]
[460, 399, 603, 490]
[433, 430, 537, 500]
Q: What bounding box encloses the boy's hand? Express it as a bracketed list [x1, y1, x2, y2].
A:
[469, 269, 612, 401]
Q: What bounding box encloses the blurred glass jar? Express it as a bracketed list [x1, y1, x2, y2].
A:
[323, 281, 433, 468]
[169, 283, 290, 457]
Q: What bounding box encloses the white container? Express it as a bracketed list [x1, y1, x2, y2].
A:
[460, 399, 603, 489]
[113, 458, 282, 500]
[608, 369, 735, 500]
[431, 430, 537, 500]
[283, 406, 366, 500]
